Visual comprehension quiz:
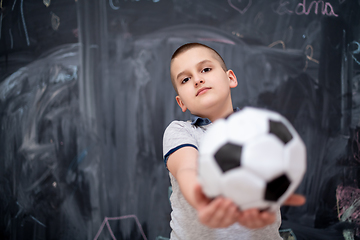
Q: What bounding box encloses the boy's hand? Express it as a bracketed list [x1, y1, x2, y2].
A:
[237, 208, 276, 229]
[194, 184, 240, 228]
[237, 193, 306, 229]
[194, 184, 306, 229]
[283, 194, 306, 206]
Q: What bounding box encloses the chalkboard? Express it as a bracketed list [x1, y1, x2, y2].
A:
[0, 0, 78, 81]
[1, 0, 360, 239]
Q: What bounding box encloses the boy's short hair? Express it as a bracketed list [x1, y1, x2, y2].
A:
[170, 43, 228, 94]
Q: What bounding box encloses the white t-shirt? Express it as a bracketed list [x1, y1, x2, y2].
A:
[163, 120, 283, 240]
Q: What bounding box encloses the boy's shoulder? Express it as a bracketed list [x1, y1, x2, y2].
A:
[163, 120, 193, 136]
[164, 118, 212, 142]
[166, 119, 192, 128]
[163, 119, 209, 161]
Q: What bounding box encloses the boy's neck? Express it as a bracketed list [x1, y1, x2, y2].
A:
[197, 102, 235, 123]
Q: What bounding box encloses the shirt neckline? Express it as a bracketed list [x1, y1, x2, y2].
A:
[190, 107, 241, 126]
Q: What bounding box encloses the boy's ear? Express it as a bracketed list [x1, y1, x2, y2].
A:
[227, 69, 238, 88]
[176, 96, 187, 112]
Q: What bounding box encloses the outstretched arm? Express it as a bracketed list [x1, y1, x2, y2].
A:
[167, 146, 240, 228]
[167, 146, 306, 229]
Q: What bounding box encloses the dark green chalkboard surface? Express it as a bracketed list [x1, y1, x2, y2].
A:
[0, 0, 359, 239]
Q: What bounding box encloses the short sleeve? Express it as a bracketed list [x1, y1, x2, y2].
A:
[162, 121, 198, 169]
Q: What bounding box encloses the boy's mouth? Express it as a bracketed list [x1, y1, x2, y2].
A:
[196, 87, 211, 96]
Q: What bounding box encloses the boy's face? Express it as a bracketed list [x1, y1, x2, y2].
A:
[171, 46, 237, 118]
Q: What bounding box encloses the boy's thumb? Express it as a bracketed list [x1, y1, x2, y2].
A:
[194, 184, 211, 207]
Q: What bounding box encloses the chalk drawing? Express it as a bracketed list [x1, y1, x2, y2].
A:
[272, 0, 293, 15]
[67, 148, 88, 174]
[197, 38, 235, 45]
[20, 0, 30, 46]
[228, 0, 252, 14]
[94, 215, 148, 240]
[352, 126, 360, 163]
[12, 0, 17, 11]
[303, 45, 319, 71]
[283, 26, 294, 43]
[279, 229, 297, 240]
[253, 12, 264, 28]
[51, 12, 60, 31]
[155, 237, 169, 240]
[349, 41, 360, 65]
[72, 28, 78, 38]
[0, 12, 2, 40]
[9, 29, 13, 49]
[43, 0, 50, 7]
[232, 31, 244, 38]
[0, 0, 3, 40]
[268, 40, 286, 49]
[109, 0, 120, 10]
[16, 202, 47, 227]
[336, 185, 360, 237]
[30, 215, 47, 228]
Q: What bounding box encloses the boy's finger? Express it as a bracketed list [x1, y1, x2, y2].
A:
[283, 194, 306, 206]
[238, 209, 276, 229]
[259, 211, 276, 225]
[237, 209, 260, 228]
[211, 199, 238, 228]
[197, 197, 223, 225]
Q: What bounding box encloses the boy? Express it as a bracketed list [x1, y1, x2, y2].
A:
[163, 43, 305, 240]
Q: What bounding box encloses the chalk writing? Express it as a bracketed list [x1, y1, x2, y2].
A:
[228, 0, 252, 14]
[273, 0, 338, 17]
[295, 0, 338, 16]
[94, 215, 148, 240]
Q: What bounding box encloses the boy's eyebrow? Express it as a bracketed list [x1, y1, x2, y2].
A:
[175, 59, 213, 81]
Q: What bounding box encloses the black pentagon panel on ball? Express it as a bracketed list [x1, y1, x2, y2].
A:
[269, 120, 293, 144]
[214, 143, 242, 172]
[264, 174, 291, 201]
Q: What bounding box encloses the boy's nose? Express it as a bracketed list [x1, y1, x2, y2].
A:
[194, 79, 204, 87]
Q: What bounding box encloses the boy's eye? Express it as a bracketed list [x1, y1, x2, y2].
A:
[182, 77, 190, 84]
[201, 68, 211, 73]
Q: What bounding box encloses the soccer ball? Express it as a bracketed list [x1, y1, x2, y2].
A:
[198, 107, 306, 211]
